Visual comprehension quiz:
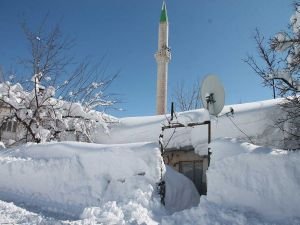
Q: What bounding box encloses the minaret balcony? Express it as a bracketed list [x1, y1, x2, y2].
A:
[155, 49, 171, 62]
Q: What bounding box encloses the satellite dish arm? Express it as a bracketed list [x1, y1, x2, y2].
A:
[205, 93, 216, 111]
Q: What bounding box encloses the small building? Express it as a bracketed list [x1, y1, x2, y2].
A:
[159, 118, 211, 196]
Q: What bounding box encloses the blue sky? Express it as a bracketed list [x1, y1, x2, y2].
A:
[0, 0, 295, 117]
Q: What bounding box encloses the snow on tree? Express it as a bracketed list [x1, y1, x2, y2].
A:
[0, 80, 116, 144]
[0, 19, 118, 145]
[245, 3, 300, 149]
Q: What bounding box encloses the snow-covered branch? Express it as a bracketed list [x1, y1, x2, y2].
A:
[245, 3, 300, 148]
[0, 19, 119, 145]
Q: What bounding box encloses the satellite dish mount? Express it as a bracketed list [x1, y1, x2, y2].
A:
[205, 93, 216, 111]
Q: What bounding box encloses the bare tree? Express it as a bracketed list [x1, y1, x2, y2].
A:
[244, 3, 300, 149]
[0, 19, 118, 145]
[172, 79, 202, 112]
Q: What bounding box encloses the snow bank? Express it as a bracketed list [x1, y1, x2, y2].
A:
[164, 166, 200, 213]
[162, 139, 300, 225]
[0, 200, 59, 224]
[162, 198, 283, 225]
[0, 134, 299, 224]
[0, 142, 162, 220]
[0, 141, 200, 223]
[208, 139, 300, 220]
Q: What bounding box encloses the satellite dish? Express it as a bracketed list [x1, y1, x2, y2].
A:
[200, 75, 225, 116]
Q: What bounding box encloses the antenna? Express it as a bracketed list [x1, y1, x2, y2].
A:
[200, 75, 225, 116]
[170, 102, 174, 121]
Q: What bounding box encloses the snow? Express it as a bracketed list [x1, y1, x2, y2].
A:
[0, 97, 299, 224]
[45, 76, 52, 81]
[0, 141, 199, 223]
[0, 142, 161, 219]
[164, 166, 200, 213]
[0, 139, 299, 224]
[0, 81, 118, 144]
[0, 200, 58, 224]
[94, 98, 285, 150]
[93, 108, 209, 143]
[291, 6, 300, 34]
[208, 139, 300, 220]
[273, 32, 292, 52]
[161, 139, 300, 225]
[0, 139, 300, 225]
[162, 197, 300, 225]
[8, 75, 15, 80]
[267, 70, 300, 91]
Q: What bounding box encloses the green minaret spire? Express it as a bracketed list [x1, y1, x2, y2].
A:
[160, 2, 168, 23]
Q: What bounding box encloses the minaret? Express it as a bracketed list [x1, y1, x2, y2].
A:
[155, 1, 171, 115]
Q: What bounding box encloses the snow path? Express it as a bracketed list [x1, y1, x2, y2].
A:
[161, 197, 300, 225]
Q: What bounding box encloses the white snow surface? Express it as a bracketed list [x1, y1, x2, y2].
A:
[0, 139, 299, 224]
[162, 139, 300, 225]
[0, 142, 163, 221]
[208, 138, 300, 221]
[0, 98, 299, 224]
[163, 166, 200, 213]
[93, 98, 285, 152]
[0, 139, 300, 225]
[0, 141, 198, 224]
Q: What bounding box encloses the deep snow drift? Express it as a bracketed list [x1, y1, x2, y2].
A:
[162, 139, 300, 225]
[0, 139, 299, 224]
[0, 98, 299, 224]
[208, 139, 300, 220]
[0, 141, 198, 223]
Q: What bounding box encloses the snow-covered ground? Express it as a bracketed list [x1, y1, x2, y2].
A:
[0, 98, 299, 224]
[0, 141, 198, 224]
[0, 139, 299, 224]
[162, 139, 300, 225]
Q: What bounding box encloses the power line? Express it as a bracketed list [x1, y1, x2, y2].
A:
[227, 115, 254, 144]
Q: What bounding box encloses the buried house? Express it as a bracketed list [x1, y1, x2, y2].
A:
[0, 79, 291, 195]
[0, 87, 293, 196]
[159, 117, 211, 195]
[0, 80, 291, 195]
[91, 98, 288, 195]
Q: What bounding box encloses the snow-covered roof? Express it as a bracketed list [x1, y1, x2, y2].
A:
[93, 98, 285, 152]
